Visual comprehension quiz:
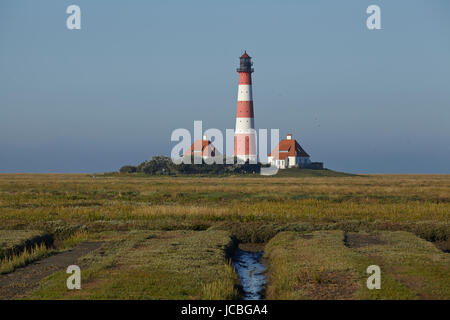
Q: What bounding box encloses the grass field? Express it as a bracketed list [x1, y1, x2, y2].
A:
[264, 230, 449, 299]
[0, 172, 448, 299]
[28, 230, 239, 300]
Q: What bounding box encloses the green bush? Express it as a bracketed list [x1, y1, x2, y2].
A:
[122, 156, 261, 176]
[119, 165, 137, 174]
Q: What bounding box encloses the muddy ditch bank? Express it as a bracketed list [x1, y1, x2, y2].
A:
[0, 233, 54, 261]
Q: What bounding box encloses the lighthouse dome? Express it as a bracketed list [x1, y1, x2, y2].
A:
[240, 51, 251, 59]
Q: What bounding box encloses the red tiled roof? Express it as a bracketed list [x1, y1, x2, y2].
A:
[274, 153, 289, 160]
[268, 139, 310, 159]
[185, 140, 218, 157]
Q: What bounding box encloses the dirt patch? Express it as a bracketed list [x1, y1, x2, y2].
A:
[344, 233, 385, 248]
[295, 271, 359, 300]
[0, 242, 102, 299]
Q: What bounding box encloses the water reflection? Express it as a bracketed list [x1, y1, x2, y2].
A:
[232, 248, 266, 300]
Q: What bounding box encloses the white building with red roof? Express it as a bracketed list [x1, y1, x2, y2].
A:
[268, 134, 312, 169]
[184, 135, 221, 160]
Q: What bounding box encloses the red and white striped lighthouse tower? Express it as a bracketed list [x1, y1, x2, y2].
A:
[234, 51, 257, 163]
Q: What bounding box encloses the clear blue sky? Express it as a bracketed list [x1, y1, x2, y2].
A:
[1, 0, 449, 173]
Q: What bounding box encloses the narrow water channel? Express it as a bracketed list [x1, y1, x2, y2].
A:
[232, 247, 266, 300]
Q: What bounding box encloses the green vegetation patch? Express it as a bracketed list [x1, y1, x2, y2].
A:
[264, 230, 450, 300]
[1, 174, 449, 228]
[347, 231, 450, 299]
[28, 230, 240, 300]
[272, 168, 355, 178]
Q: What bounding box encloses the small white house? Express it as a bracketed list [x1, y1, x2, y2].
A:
[184, 135, 222, 161]
[268, 134, 311, 169]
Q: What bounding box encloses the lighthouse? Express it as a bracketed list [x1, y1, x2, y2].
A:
[234, 51, 257, 163]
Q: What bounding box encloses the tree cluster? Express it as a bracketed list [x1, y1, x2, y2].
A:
[119, 156, 261, 175]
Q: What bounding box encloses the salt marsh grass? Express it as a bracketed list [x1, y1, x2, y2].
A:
[0, 243, 50, 274]
[0, 173, 449, 299]
[0, 174, 449, 227]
